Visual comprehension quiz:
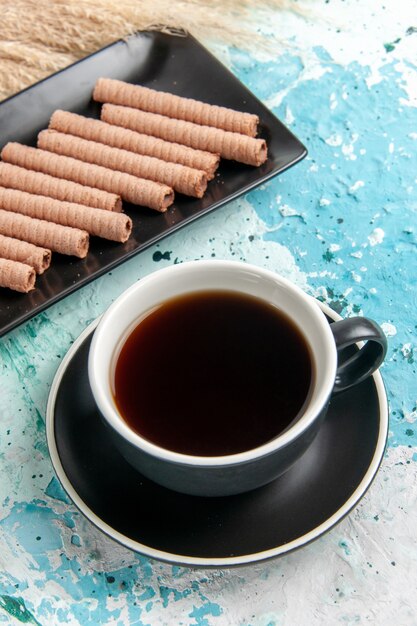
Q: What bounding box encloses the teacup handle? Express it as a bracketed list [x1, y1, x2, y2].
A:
[330, 317, 387, 393]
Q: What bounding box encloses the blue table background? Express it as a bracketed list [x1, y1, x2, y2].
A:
[1, 1, 416, 624]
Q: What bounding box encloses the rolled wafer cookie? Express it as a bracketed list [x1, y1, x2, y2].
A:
[0, 258, 36, 293]
[1, 143, 174, 212]
[0, 162, 122, 212]
[0, 209, 89, 258]
[0, 187, 132, 243]
[49, 110, 220, 180]
[101, 105, 267, 167]
[93, 78, 259, 137]
[0, 234, 51, 274]
[38, 130, 207, 198]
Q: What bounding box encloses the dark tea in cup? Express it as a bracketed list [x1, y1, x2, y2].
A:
[113, 290, 314, 456]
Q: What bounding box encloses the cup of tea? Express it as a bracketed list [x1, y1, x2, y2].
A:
[88, 260, 387, 497]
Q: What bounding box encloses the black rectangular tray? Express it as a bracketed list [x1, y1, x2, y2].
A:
[0, 31, 307, 337]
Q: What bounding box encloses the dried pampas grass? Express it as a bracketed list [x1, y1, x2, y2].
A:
[0, 0, 304, 100]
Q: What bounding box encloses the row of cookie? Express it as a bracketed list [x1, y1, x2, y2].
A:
[1, 80, 267, 217]
[0, 80, 267, 292]
[0, 185, 132, 292]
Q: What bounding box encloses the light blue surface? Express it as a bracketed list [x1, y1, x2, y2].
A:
[1, 2, 416, 624]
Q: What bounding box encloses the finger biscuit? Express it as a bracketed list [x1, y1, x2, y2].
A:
[1, 143, 174, 212]
[0, 234, 51, 274]
[38, 130, 208, 198]
[94, 78, 259, 137]
[101, 105, 267, 167]
[0, 209, 89, 257]
[49, 110, 220, 180]
[0, 258, 36, 293]
[0, 162, 122, 212]
[0, 187, 132, 243]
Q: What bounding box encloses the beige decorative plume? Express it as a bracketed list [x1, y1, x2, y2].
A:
[0, 0, 301, 101]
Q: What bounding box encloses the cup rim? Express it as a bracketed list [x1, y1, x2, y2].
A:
[88, 260, 337, 467]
